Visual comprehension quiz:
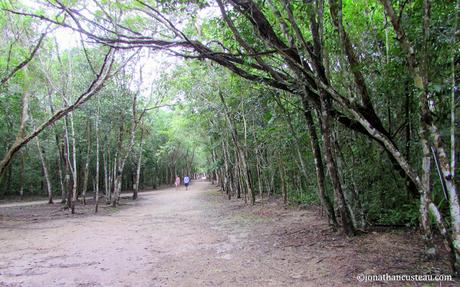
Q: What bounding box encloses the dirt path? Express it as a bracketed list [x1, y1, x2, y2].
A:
[0, 192, 144, 208]
[0, 182, 454, 287]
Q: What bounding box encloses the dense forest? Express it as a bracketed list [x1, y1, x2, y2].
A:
[0, 0, 458, 279]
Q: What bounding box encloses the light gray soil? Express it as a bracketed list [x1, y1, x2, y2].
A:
[0, 182, 455, 286]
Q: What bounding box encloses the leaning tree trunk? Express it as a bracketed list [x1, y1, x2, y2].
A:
[0, 49, 114, 178]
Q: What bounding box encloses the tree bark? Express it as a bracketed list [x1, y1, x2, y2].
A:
[221, 137, 231, 199]
[82, 120, 91, 205]
[278, 153, 287, 205]
[19, 150, 24, 199]
[133, 123, 144, 200]
[95, 99, 100, 213]
[112, 89, 141, 206]
[35, 134, 53, 204]
[302, 102, 338, 229]
[67, 112, 78, 214]
[318, 96, 355, 236]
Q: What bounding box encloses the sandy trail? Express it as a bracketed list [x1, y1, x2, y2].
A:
[0, 192, 147, 208]
[0, 182, 455, 287]
[0, 182, 309, 287]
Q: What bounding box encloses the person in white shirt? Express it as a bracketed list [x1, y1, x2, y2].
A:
[183, 176, 190, 190]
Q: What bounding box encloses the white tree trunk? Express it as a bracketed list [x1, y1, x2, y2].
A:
[95, 102, 100, 213]
[35, 135, 53, 204]
[133, 125, 144, 200]
[82, 121, 91, 205]
[68, 112, 78, 214]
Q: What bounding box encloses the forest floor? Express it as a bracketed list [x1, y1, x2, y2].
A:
[0, 181, 456, 287]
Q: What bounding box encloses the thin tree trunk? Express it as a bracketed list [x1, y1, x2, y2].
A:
[274, 96, 309, 186]
[417, 0, 436, 256]
[451, 0, 458, 181]
[68, 112, 78, 214]
[112, 89, 141, 206]
[57, 140, 66, 203]
[35, 134, 53, 204]
[46, 92, 66, 203]
[112, 114, 124, 206]
[82, 120, 91, 205]
[318, 97, 355, 236]
[103, 145, 109, 204]
[133, 123, 144, 200]
[303, 107, 338, 229]
[333, 132, 360, 228]
[278, 153, 287, 205]
[221, 137, 232, 199]
[255, 149, 263, 200]
[211, 149, 218, 185]
[95, 99, 100, 213]
[19, 150, 24, 199]
[62, 130, 71, 207]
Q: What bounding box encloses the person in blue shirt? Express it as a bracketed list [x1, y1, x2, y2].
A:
[183, 175, 190, 190]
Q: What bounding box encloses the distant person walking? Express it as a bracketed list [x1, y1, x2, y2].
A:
[183, 175, 190, 190]
[175, 176, 180, 189]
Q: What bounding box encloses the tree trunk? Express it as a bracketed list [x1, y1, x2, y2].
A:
[274, 95, 309, 188]
[133, 124, 144, 200]
[35, 135, 53, 204]
[278, 153, 287, 205]
[318, 97, 355, 236]
[68, 113, 78, 214]
[19, 150, 24, 199]
[82, 120, 91, 205]
[103, 145, 110, 204]
[112, 90, 140, 206]
[303, 105, 338, 229]
[63, 133, 71, 207]
[255, 149, 263, 200]
[57, 140, 66, 204]
[95, 100, 100, 213]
